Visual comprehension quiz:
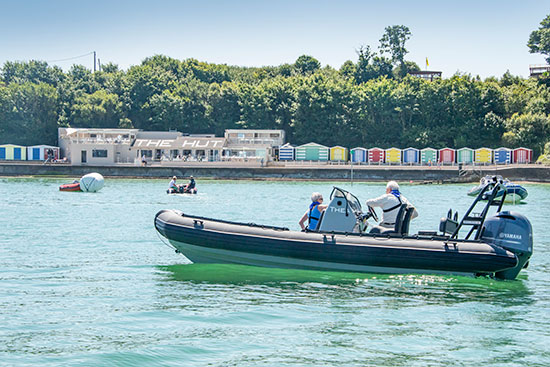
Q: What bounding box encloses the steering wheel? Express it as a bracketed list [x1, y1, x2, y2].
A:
[367, 206, 379, 222]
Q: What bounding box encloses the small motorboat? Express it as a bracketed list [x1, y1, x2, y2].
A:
[155, 181, 533, 280]
[468, 175, 527, 203]
[167, 187, 197, 195]
[59, 181, 81, 192]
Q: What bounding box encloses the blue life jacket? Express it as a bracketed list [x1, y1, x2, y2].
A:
[308, 201, 322, 230]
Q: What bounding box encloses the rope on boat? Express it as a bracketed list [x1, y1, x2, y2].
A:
[156, 230, 179, 253]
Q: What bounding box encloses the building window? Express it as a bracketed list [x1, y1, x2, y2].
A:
[140, 150, 153, 158]
[92, 149, 108, 158]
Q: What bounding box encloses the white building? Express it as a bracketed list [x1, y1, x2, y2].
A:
[223, 129, 285, 160]
[58, 127, 285, 165]
[58, 128, 140, 165]
[131, 133, 224, 162]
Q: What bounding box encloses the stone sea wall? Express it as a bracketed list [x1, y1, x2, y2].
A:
[1, 163, 550, 182]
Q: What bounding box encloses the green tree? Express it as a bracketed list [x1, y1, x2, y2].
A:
[502, 112, 550, 155]
[70, 90, 128, 128]
[379, 25, 411, 77]
[294, 55, 321, 75]
[528, 15, 550, 63]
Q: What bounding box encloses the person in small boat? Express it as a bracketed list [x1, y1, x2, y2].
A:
[299, 192, 328, 231]
[184, 176, 196, 191]
[365, 181, 418, 228]
[168, 176, 180, 193]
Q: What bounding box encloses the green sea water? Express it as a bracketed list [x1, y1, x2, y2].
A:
[1, 178, 549, 367]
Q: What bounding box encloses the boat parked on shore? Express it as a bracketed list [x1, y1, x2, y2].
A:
[155, 181, 533, 280]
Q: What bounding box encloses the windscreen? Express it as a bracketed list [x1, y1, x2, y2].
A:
[331, 187, 362, 213]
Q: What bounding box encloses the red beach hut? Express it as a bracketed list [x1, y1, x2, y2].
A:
[438, 148, 455, 165]
[368, 147, 385, 163]
[513, 147, 533, 164]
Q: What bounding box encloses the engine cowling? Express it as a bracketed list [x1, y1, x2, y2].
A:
[481, 211, 533, 280]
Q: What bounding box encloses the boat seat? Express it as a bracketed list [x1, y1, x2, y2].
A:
[439, 216, 458, 235]
[369, 204, 410, 235]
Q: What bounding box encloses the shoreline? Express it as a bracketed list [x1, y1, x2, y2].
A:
[2, 162, 550, 183]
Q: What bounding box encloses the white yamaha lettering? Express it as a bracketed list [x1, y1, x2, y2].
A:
[499, 233, 522, 240]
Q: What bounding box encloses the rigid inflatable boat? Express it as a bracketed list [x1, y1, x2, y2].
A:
[155, 181, 533, 280]
[167, 187, 197, 195]
[468, 175, 528, 203]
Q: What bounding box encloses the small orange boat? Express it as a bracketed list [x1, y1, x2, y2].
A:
[59, 182, 81, 192]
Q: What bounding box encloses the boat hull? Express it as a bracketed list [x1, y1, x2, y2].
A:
[155, 210, 519, 278]
[59, 183, 81, 192]
[468, 184, 528, 202]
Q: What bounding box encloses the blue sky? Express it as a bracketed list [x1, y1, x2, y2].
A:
[0, 0, 548, 78]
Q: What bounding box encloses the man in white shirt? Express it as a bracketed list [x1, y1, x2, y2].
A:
[168, 176, 180, 193]
[365, 181, 418, 228]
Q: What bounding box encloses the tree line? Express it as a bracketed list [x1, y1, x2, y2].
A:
[1, 20, 550, 156]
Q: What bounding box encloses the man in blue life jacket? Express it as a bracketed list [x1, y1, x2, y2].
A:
[299, 192, 328, 231]
[184, 176, 196, 191]
[365, 181, 418, 228]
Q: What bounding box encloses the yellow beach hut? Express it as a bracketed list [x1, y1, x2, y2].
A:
[330, 146, 348, 162]
[474, 147, 493, 165]
[385, 147, 402, 164]
[0, 144, 27, 160]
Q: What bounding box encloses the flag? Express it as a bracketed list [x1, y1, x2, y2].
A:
[426, 57, 429, 67]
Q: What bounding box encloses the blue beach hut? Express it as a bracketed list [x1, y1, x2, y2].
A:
[402, 147, 419, 164]
[278, 143, 295, 161]
[351, 147, 367, 163]
[0, 144, 27, 160]
[494, 147, 512, 164]
[27, 145, 60, 161]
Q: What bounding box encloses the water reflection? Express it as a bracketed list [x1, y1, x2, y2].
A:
[158, 264, 533, 307]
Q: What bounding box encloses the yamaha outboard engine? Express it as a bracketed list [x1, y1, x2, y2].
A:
[481, 211, 533, 280]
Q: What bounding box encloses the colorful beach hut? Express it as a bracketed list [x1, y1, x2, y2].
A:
[456, 147, 474, 164]
[494, 147, 512, 164]
[330, 146, 348, 162]
[0, 144, 27, 160]
[438, 148, 455, 165]
[420, 148, 437, 165]
[295, 142, 329, 161]
[402, 147, 419, 164]
[513, 147, 533, 164]
[474, 147, 493, 165]
[26, 145, 60, 161]
[368, 147, 385, 164]
[351, 147, 367, 163]
[385, 147, 402, 164]
[278, 143, 295, 161]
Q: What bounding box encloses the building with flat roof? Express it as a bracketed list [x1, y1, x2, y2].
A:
[132, 135, 225, 162]
[223, 129, 285, 160]
[409, 70, 442, 81]
[58, 128, 140, 165]
[529, 64, 550, 78]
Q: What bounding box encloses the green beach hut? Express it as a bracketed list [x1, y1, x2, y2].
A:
[420, 148, 437, 165]
[295, 142, 329, 161]
[457, 147, 474, 164]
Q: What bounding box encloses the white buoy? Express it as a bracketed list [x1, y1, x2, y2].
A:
[79, 172, 105, 192]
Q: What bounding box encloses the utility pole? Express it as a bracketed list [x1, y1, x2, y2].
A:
[93, 51, 96, 72]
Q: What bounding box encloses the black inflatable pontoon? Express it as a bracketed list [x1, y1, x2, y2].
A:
[155, 180, 532, 280]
